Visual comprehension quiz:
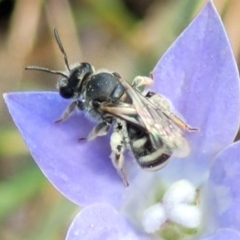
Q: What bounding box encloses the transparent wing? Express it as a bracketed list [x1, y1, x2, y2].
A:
[99, 77, 192, 157]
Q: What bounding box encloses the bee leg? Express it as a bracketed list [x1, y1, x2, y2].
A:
[110, 121, 129, 187]
[55, 100, 84, 123]
[145, 91, 199, 132]
[87, 118, 112, 141]
[169, 113, 199, 132]
[132, 76, 153, 89]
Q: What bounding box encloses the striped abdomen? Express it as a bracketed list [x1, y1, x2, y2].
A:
[127, 124, 171, 171]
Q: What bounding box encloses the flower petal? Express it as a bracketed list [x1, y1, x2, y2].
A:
[208, 141, 240, 231]
[4, 92, 128, 207]
[66, 203, 149, 240]
[152, 1, 240, 180]
[201, 228, 240, 240]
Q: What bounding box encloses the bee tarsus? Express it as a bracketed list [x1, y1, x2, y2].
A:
[54, 100, 83, 123]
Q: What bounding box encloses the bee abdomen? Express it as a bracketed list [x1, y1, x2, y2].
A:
[132, 137, 148, 150]
[127, 124, 171, 171]
[137, 150, 171, 171]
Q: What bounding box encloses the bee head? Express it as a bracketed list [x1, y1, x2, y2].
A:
[57, 62, 94, 99]
[25, 29, 94, 99]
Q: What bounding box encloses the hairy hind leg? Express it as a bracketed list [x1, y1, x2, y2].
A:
[110, 121, 129, 187]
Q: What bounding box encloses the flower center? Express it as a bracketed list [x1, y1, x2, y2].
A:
[141, 179, 201, 240]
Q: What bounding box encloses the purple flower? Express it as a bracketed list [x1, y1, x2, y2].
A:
[3, 1, 240, 239]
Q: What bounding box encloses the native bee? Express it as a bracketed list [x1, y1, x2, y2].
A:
[25, 29, 197, 186]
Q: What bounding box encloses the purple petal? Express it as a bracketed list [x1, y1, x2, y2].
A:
[208, 141, 240, 231]
[152, 1, 240, 181]
[4, 1, 239, 209]
[201, 228, 240, 240]
[4, 92, 127, 207]
[66, 203, 149, 240]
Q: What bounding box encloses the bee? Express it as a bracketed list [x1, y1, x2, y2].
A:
[26, 29, 197, 186]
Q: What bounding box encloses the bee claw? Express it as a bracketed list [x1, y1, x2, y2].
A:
[54, 119, 63, 124]
[121, 169, 129, 187]
[186, 126, 199, 132]
[78, 137, 86, 142]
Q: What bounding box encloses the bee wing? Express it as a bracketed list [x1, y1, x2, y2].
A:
[118, 77, 191, 157]
[99, 101, 145, 129]
[99, 78, 190, 157]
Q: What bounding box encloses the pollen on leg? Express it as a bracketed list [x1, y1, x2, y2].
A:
[109, 120, 128, 186]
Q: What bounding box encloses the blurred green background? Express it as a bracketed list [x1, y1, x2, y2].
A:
[0, 0, 239, 239]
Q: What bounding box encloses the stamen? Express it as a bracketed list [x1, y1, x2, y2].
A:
[167, 204, 201, 228]
[141, 203, 167, 233]
[162, 179, 196, 206]
[141, 179, 201, 234]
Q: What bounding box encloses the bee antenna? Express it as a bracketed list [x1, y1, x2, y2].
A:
[25, 66, 69, 78]
[53, 28, 71, 72]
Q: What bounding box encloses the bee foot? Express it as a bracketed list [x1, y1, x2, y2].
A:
[78, 137, 86, 142]
[54, 118, 64, 124]
[187, 126, 199, 132]
[121, 169, 129, 187]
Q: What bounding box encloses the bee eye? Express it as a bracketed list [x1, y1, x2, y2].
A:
[59, 86, 74, 99]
